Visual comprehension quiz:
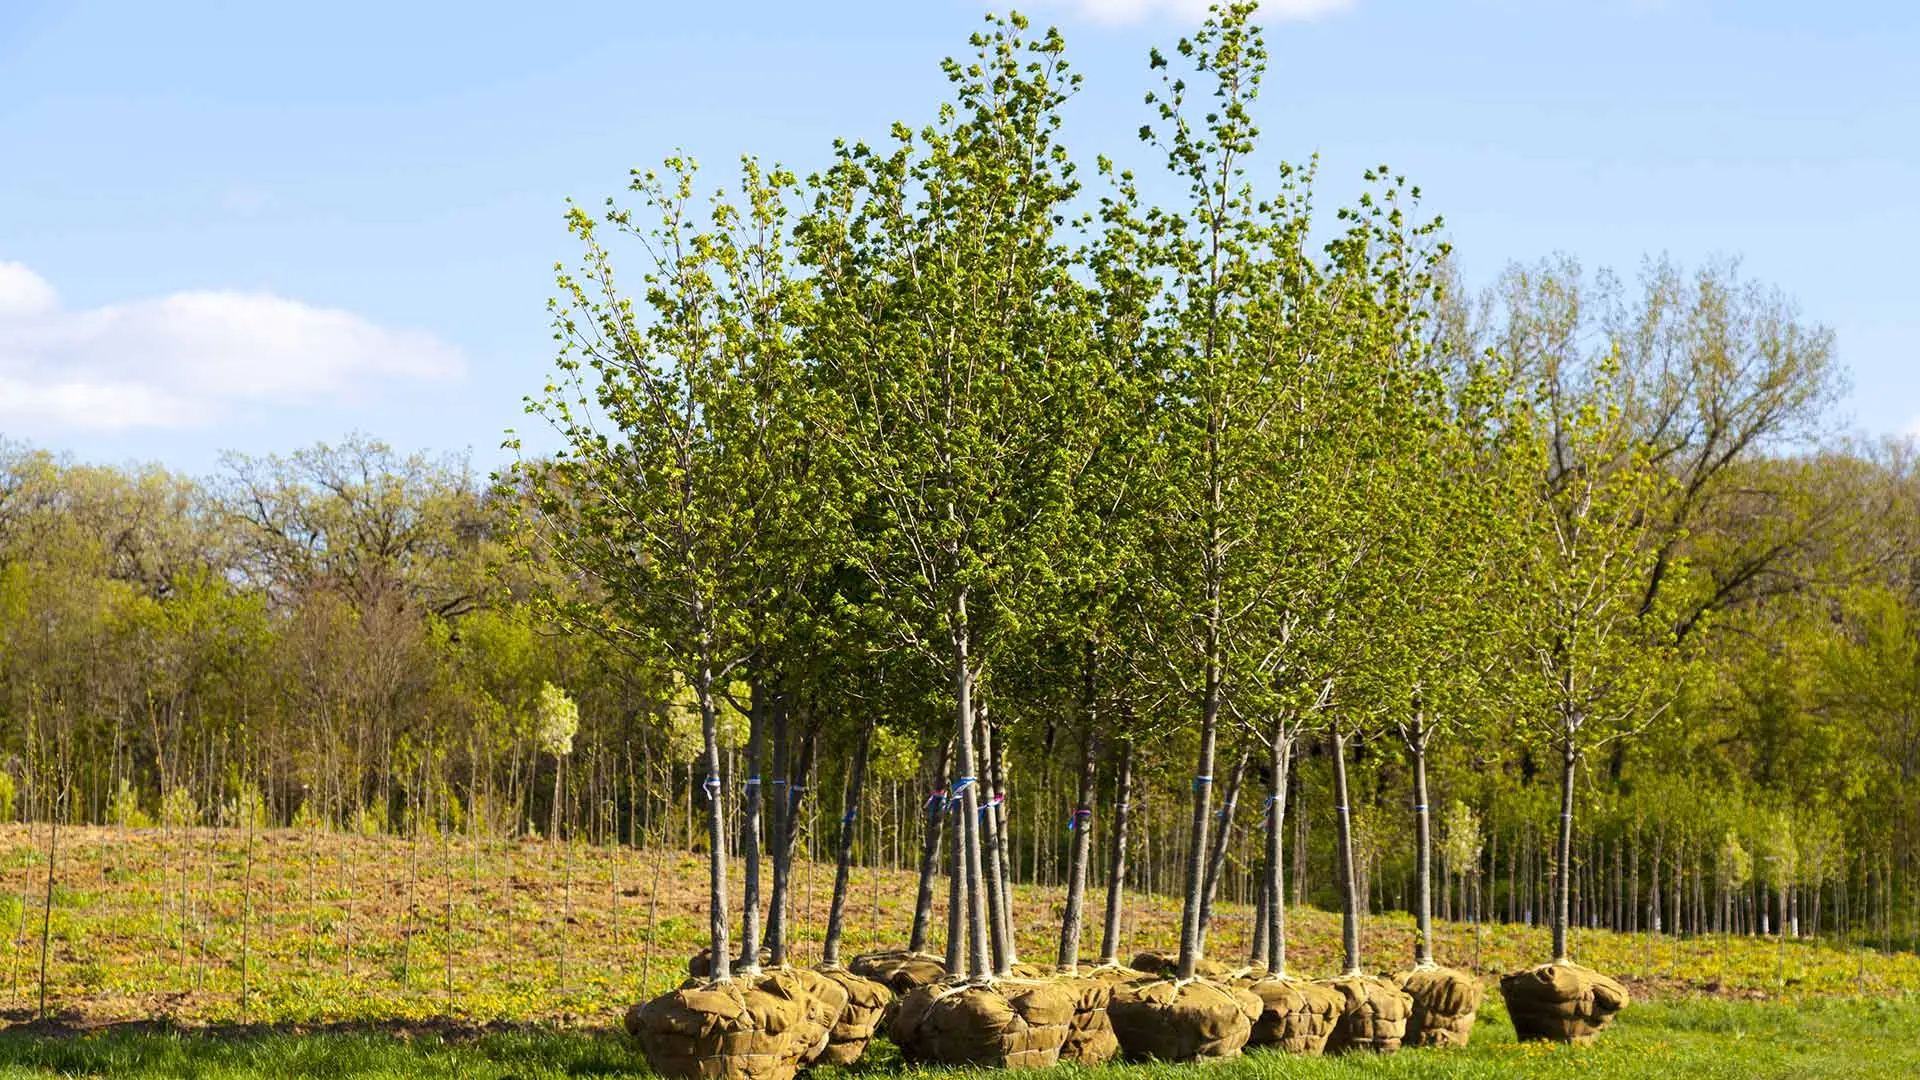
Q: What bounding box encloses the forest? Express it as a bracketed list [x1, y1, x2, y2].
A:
[2, 2, 1919, 1075]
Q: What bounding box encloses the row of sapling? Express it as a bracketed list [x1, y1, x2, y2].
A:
[516, 5, 1689, 1077]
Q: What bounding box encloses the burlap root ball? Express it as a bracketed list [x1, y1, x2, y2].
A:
[847, 950, 948, 995]
[627, 976, 808, 1080]
[1107, 977, 1262, 1062]
[1242, 976, 1343, 1055]
[890, 980, 1077, 1069]
[1051, 975, 1121, 1064]
[813, 967, 893, 1067]
[1397, 965, 1482, 1049]
[1319, 974, 1413, 1054]
[1498, 962, 1630, 1044]
[1128, 950, 1231, 980]
[774, 967, 848, 1067]
[982, 963, 1118, 1063]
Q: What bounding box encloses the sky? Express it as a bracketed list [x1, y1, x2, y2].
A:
[1, 0, 1915, 475]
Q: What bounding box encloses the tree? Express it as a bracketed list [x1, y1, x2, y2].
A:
[517, 155, 802, 981]
[535, 682, 579, 841]
[1502, 354, 1690, 963]
[800, 11, 1097, 981]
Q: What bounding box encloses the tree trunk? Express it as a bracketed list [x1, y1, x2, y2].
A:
[1331, 725, 1362, 975]
[988, 706, 1017, 964]
[1250, 867, 1270, 970]
[1552, 738, 1577, 962]
[766, 703, 814, 966]
[1098, 738, 1134, 966]
[822, 715, 874, 967]
[737, 686, 766, 975]
[907, 738, 952, 954]
[1058, 661, 1100, 972]
[1196, 747, 1249, 950]
[945, 788, 966, 974]
[976, 706, 1011, 974]
[1175, 655, 1221, 980]
[549, 754, 564, 844]
[1265, 729, 1292, 976]
[951, 598, 991, 981]
[697, 660, 732, 981]
[1411, 715, 1434, 966]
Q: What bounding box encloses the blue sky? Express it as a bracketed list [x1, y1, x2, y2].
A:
[2, 0, 1914, 474]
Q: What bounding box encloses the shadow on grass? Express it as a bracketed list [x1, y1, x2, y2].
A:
[0, 1023, 639, 1079]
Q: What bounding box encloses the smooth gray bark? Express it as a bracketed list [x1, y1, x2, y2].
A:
[766, 710, 814, 965]
[1175, 658, 1221, 980]
[1097, 738, 1134, 966]
[945, 785, 966, 974]
[1331, 725, 1361, 974]
[821, 715, 874, 967]
[906, 738, 952, 953]
[697, 661, 731, 981]
[1196, 747, 1249, 950]
[951, 595, 991, 981]
[976, 707, 1011, 974]
[737, 687, 766, 975]
[1553, 738, 1578, 961]
[1057, 671, 1100, 972]
[1410, 713, 1434, 967]
[987, 707, 1017, 965]
[1249, 869, 1269, 969]
[1265, 729, 1292, 976]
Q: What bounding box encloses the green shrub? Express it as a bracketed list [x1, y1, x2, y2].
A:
[108, 780, 153, 828]
[160, 786, 198, 829]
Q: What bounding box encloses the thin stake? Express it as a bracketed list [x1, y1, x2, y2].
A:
[641, 827, 668, 996]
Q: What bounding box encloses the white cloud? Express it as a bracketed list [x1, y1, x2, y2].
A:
[1027, 0, 1356, 26]
[0, 261, 464, 434]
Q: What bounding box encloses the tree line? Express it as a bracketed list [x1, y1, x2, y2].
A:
[4, 5, 1919, 974]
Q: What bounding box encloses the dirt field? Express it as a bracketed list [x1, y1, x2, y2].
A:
[3, 824, 1914, 1029]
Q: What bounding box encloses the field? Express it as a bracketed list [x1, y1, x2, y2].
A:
[2, 825, 1917, 1077]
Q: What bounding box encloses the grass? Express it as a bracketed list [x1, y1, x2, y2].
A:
[0, 995, 1914, 1079]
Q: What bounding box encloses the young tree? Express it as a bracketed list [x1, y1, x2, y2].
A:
[800, 12, 1097, 982]
[516, 156, 802, 982]
[1504, 357, 1688, 967]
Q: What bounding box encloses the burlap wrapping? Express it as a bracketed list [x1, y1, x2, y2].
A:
[890, 980, 1077, 1069]
[1106, 977, 1261, 1062]
[775, 967, 848, 1067]
[1051, 975, 1121, 1064]
[627, 976, 808, 1080]
[1242, 976, 1342, 1054]
[1397, 965, 1482, 1048]
[971, 963, 1118, 1063]
[1319, 974, 1413, 1054]
[813, 967, 893, 1067]
[1498, 962, 1630, 1044]
[847, 950, 948, 995]
[1128, 950, 1231, 980]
